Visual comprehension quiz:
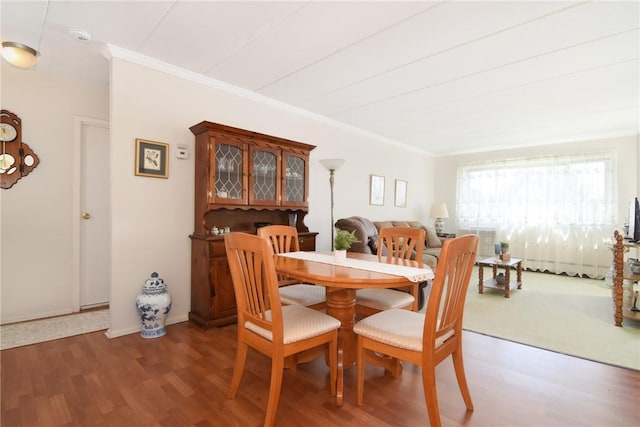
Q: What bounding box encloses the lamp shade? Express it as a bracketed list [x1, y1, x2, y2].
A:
[319, 158, 345, 171]
[2, 42, 38, 69]
[430, 202, 449, 219]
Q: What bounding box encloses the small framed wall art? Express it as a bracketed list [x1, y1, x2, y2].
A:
[394, 179, 407, 207]
[135, 138, 168, 178]
[370, 174, 385, 206]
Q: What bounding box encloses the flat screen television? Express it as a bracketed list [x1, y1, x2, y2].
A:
[628, 197, 640, 243]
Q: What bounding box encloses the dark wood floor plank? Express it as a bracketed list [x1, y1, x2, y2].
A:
[2, 322, 639, 426]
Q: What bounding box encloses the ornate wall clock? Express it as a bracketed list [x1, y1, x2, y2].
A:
[0, 110, 39, 189]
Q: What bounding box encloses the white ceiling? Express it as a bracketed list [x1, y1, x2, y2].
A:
[2, 1, 638, 156]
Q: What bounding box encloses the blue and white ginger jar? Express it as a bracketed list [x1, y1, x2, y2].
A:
[135, 272, 172, 338]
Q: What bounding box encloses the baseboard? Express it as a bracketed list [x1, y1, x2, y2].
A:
[104, 314, 189, 339]
[1, 308, 74, 326]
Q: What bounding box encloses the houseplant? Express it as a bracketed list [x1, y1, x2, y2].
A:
[499, 242, 511, 261]
[334, 229, 359, 260]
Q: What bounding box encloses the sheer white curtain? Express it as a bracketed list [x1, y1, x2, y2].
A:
[457, 152, 617, 278]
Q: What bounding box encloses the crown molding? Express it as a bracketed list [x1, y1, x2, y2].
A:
[102, 44, 430, 156]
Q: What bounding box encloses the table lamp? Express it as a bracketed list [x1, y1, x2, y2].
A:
[430, 202, 449, 234]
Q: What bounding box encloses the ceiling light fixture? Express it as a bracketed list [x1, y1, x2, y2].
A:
[2, 42, 39, 69]
[1, 42, 39, 69]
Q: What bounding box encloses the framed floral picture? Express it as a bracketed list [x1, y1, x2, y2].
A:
[135, 139, 168, 178]
[370, 175, 385, 206]
[394, 179, 407, 207]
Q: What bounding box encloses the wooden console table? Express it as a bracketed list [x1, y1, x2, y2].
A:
[477, 257, 523, 298]
[611, 230, 640, 327]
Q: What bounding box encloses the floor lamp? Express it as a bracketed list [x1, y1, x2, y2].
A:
[320, 158, 345, 250]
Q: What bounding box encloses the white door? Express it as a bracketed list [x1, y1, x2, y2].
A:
[79, 123, 110, 308]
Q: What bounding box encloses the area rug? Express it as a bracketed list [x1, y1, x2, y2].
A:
[0, 309, 109, 350]
[462, 268, 640, 370]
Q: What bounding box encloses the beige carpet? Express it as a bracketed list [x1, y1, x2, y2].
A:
[0, 310, 110, 350]
[462, 268, 640, 370]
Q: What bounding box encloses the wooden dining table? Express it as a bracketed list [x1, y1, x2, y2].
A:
[273, 251, 433, 369]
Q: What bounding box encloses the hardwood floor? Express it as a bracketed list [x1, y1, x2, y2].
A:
[1, 322, 638, 426]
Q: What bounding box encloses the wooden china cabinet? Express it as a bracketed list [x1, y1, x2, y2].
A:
[189, 121, 317, 328]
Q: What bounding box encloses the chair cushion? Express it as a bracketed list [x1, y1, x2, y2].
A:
[245, 305, 340, 344]
[279, 284, 326, 306]
[354, 308, 455, 351]
[355, 288, 414, 311]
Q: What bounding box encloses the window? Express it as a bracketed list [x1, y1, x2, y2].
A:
[456, 151, 617, 279]
[457, 152, 617, 229]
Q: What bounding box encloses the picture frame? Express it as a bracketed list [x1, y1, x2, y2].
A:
[370, 174, 385, 206]
[394, 179, 407, 207]
[135, 138, 169, 178]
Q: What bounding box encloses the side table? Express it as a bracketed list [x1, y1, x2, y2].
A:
[477, 257, 523, 298]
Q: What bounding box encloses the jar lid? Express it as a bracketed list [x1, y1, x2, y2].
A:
[143, 272, 166, 291]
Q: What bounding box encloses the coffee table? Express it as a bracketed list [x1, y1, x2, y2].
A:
[477, 257, 522, 298]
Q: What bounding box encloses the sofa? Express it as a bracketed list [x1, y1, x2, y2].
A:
[333, 216, 446, 269]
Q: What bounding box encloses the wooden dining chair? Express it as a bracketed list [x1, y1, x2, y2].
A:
[225, 232, 341, 427]
[354, 235, 479, 427]
[355, 226, 426, 316]
[257, 225, 326, 309]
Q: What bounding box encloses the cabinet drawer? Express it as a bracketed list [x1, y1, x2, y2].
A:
[210, 239, 226, 256]
[298, 232, 317, 251]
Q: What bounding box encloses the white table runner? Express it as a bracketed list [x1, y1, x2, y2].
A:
[278, 251, 434, 283]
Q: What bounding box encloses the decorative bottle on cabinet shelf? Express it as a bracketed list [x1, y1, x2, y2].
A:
[135, 272, 172, 338]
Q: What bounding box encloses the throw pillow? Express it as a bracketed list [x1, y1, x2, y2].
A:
[407, 221, 424, 229]
[424, 227, 442, 248]
[368, 234, 379, 253]
[369, 235, 389, 256]
[374, 221, 394, 232]
[392, 221, 410, 227]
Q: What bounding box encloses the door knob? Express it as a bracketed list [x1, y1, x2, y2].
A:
[82, 212, 91, 220]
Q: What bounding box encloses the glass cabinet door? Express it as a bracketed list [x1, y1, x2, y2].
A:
[283, 152, 308, 207]
[212, 140, 246, 204]
[249, 146, 280, 205]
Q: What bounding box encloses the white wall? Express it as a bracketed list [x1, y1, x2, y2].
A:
[1, 57, 433, 330]
[7, 51, 634, 334]
[434, 135, 640, 234]
[1, 64, 108, 323]
[106, 57, 435, 337]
